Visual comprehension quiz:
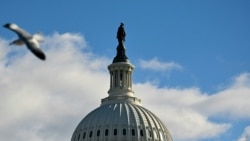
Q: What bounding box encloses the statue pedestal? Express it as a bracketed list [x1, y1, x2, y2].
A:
[112, 43, 129, 63]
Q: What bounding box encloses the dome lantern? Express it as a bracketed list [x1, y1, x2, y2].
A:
[101, 23, 141, 106]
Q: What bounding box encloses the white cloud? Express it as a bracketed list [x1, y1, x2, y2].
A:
[134, 72, 250, 141]
[0, 33, 110, 141]
[0, 38, 9, 60]
[238, 126, 250, 141]
[138, 57, 182, 72]
[1, 33, 250, 141]
[193, 73, 250, 118]
[134, 83, 231, 141]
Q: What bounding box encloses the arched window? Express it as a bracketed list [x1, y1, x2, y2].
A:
[97, 130, 100, 137]
[110, 72, 113, 88]
[123, 128, 126, 136]
[114, 128, 118, 136]
[83, 132, 86, 139]
[105, 129, 109, 136]
[89, 131, 93, 138]
[120, 70, 123, 87]
[132, 129, 136, 136]
[140, 129, 144, 136]
[114, 71, 118, 87]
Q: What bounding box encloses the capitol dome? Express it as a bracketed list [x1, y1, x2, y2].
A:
[71, 23, 173, 141]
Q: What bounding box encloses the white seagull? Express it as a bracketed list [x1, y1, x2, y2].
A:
[3, 23, 46, 60]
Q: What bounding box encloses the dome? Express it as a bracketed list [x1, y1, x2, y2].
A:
[71, 102, 173, 141]
[71, 23, 173, 141]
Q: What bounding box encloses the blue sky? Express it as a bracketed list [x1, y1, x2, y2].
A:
[0, 1, 250, 141]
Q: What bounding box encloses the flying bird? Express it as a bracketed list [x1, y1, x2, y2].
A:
[3, 23, 46, 60]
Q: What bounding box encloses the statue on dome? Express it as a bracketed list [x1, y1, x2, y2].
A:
[117, 23, 126, 44]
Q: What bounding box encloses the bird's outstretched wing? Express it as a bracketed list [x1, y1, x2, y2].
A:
[26, 39, 46, 60]
[4, 23, 31, 38]
[9, 39, 25, 46]
[3, 23, 46, 61]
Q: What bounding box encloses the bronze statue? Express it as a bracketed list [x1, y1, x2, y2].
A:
[117, 23, 126, 44]
[113, 23, 128, 63]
